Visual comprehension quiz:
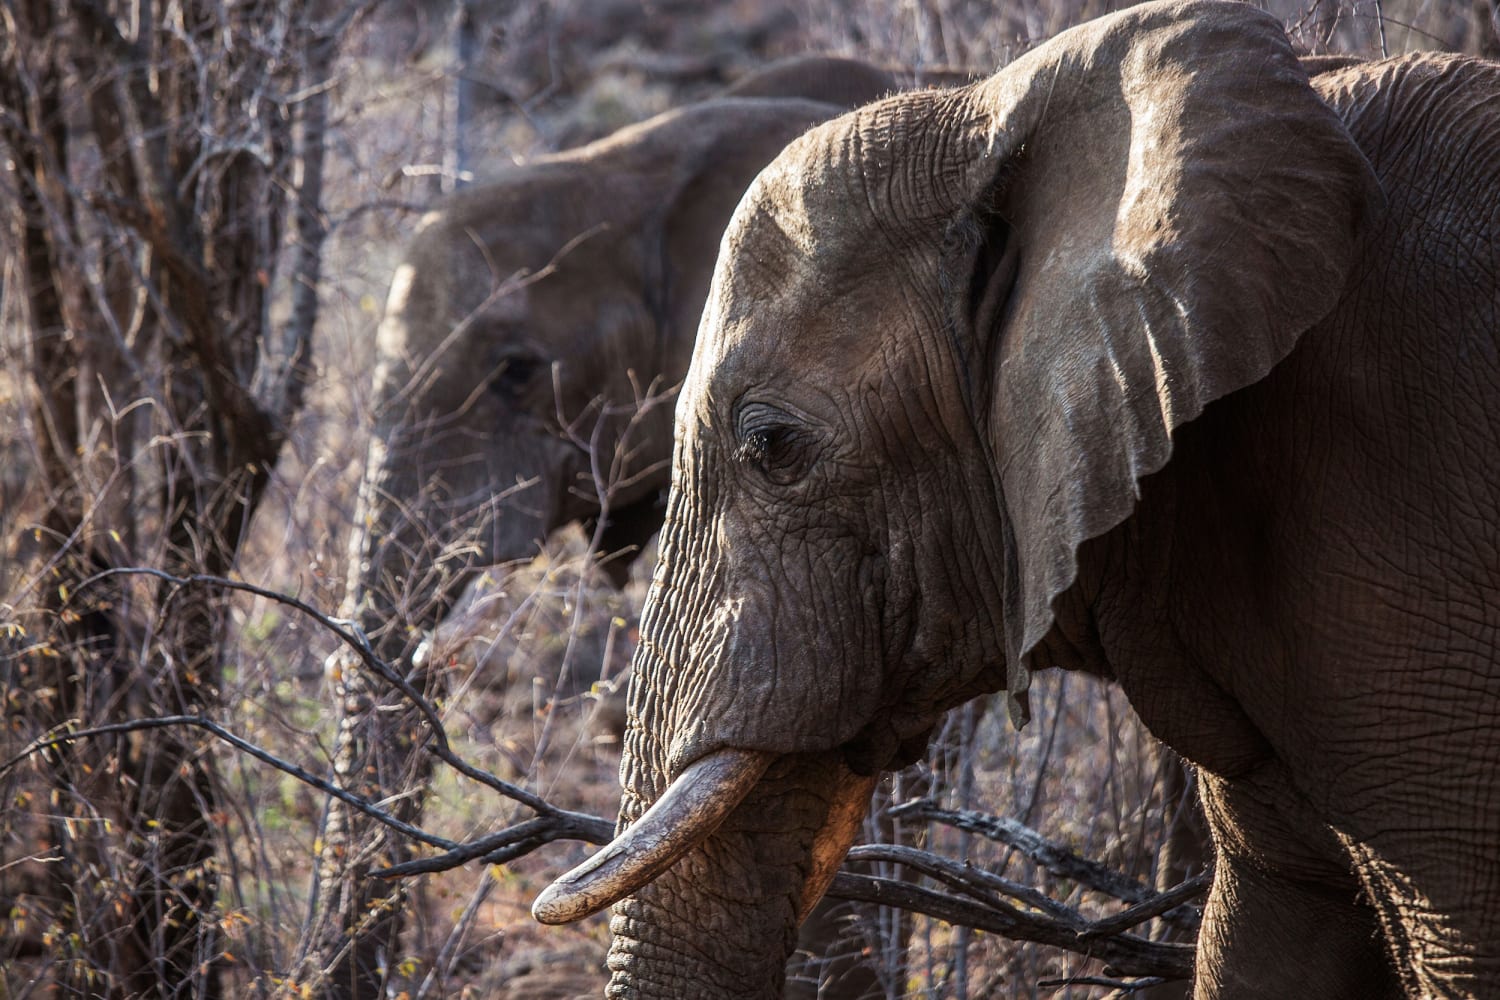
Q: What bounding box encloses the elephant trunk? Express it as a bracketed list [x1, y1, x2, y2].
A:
[345, 410, 556, 658]
[537, 623, 878, 998]
[601, 761, 868, 998]
[344, 433, 462, 656]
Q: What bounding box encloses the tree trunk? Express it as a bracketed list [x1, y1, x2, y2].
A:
[0, 2, 328, 994]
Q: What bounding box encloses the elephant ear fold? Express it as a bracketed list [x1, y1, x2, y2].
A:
[646, 98, 848, 358]
[950, 1, 1380, 723]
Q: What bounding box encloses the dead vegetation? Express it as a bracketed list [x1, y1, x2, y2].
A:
[3, 1, 1495, 998]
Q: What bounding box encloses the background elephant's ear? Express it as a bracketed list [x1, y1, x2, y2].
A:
[949, 1, 1380, 722]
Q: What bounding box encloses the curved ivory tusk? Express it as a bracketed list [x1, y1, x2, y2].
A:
[532, 747, 774, 924]
[796, 770, 878, 925]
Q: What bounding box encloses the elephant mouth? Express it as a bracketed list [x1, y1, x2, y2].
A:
[532, 746, 876, 926]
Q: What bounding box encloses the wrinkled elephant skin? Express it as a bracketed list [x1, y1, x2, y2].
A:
[535, 3, 1500, 997]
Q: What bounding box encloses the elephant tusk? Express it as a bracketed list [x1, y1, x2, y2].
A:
[531, 747, 774, 924]
[797, 770, 879, 925]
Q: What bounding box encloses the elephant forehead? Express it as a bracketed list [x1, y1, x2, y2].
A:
[675, 96, 969, 438]
[723, 108, 927, 281]
[708, 93, 978, 337]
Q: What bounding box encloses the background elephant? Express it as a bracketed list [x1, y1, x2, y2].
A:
[333, 59, 943, 1000]
[349, 83, 889, 647]
[534, 2, 1500, 997]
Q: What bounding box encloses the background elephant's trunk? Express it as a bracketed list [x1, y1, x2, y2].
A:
[311, 407, 561, 996]
[345, 407, 557, 656]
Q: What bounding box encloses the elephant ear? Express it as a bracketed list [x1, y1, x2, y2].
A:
[943, 0, 1379, 723]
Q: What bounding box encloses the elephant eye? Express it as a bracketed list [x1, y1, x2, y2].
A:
[490, 355, 544, 398]
[735, 404, 813, 485]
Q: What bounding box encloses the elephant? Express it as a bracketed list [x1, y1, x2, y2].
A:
[531, 2, 1500, 997]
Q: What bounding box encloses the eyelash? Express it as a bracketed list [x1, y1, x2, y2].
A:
[741, 427, 780, 462]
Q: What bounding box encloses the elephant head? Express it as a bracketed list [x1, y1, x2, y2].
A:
[345, 76, 900, 657]
[528, 1, 1436, 995]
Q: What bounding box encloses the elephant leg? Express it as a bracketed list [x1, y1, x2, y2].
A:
[1194, 769, 1401, 1000]
[1303, 667, 1500, 995]
[1340, 834, 1500, 998]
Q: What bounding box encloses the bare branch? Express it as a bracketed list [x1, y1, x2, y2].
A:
[371, 812, 613, 879]
[0, 715, 456, 850]
[1037, 974, 1170, 994]
[890, 798, 1202, 930]
[824, 871, 1196, 981]
[1082, 871, 1212, 938]
[68, 565, 575, 819]
[845, 843, 1084, 928]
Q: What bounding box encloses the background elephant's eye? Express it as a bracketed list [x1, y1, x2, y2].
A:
[490, 355, 544, 398]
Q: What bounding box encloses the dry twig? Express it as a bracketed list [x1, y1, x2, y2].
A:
[15, 568, 1206, 987]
